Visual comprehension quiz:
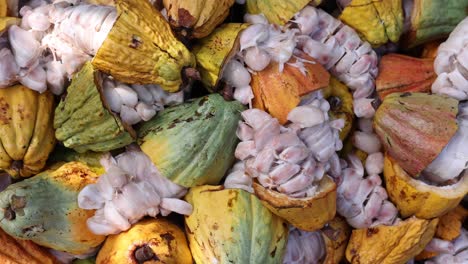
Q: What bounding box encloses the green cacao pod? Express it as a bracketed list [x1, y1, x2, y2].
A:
[0, 162, 105, 254]
[403, 0, 468, 48]
[374, 92, 458, 177]
[137, 94, 244, 187]
[54, 62, 135, 153]
[185, 185, 288, 264]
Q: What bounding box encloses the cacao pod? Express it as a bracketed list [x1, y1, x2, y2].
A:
[253, 175, 337, 232]
[246, 0, 321, 25]
[383, 155, 468, 219]
[251, 55, 330, 124]
[92, 0, 196, 92]
[402, 0, 468, 48]
[374, 92, 458, 177]
[346, 217, 438, 264]
[54, 62, 135, 153]
[138, 94, 244, 187]
[376, 54, 436, 100]
[0, 162, 105, 254]
[0, 85, 55, 178]
[96, 218, 192, 264]
[193, 23, 249, 91]
[163, 0, 235, 39]
[339, 0, 404, 47]
[0, 227, 58, 264]
[185, 185, 288, 264]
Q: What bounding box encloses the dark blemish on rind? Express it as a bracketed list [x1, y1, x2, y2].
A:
[328, 96, 342, 111]
[129, 35, 143, 49]
[160, 232, 175, 251]
[270, 247, 277, 257]
[400, 92, 412, 97]
[11, 195, 26, 210]
[198, 96, 209, 106]
[22, 224, 45, 237]
[0, 98, 10, 124]
[134, 244, 158, 263]
[4, 207, 15, 220]
[366, 227, 379, 237]
[177, 8, 196, 28]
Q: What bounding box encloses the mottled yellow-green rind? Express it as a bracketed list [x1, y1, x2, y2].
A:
[185, 185, 288, 264]
[339, 0, 404, 47]
[48, 145, 106, 175]
[54, 62, 134, 153]
[92, 0, 195, 92]
[193, 23, 248, 91]
[137, 94, 244, 187]
[404, 0, 468, 48]
[0, 162, 105, 255]
[246, 0, 320, 25]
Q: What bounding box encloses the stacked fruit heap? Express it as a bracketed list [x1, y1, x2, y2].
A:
[0, 0, 467, 263]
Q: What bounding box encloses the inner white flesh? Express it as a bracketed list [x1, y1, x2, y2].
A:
[336, 154, 399, 229]
[224, 91, 344, 198]
[1, 1, 117, 94]
[223, 6, 378, 119]
[101, 75, 184, 125]
[432, 17, 468, 101]
[423, 102, 468, 184]
[425, 228, 468, 264]
[78, 147, 192, 235]
[283, 228, 326, 264]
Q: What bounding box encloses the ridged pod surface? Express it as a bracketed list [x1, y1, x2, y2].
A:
[138, 94, 244, 187]
[0, 85, 55, 178]
[163, 0, 235, 39]
[339, 0, 404, 47]
[0, 228, 58, 264]
[376, 54, 436, 99]
[92, 0, 195, 92]
[185, 185, 288, 264]
[374, 93, 458, 177]
[346, 217, 438, 264]
[403, 0, 468, 48]
[0, 162, 105, 255]
[54, 62, 134, 153]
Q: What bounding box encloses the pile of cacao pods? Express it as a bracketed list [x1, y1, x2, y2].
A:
[0, 0, 467, 263]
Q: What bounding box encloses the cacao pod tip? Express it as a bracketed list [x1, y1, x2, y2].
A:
[220, 83, 235, 101]
[183, 67, 201, 82]
[4, 207, 15, 221]
[134, 244, 157, 263]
